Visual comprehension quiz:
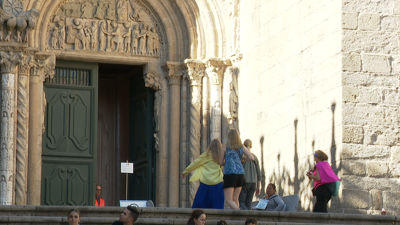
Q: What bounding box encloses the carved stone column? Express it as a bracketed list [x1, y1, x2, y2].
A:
[0, 51, 23, 205]
[27, 52, 54, 205]
[184, 59, 205, 205]
[15, 51, 35, 205]
[206, 58, 225, 142]
[164, 62, 184, 208]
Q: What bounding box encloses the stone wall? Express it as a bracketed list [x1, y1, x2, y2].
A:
[341, 0, 400, 215]
[238, 0, 343, 212]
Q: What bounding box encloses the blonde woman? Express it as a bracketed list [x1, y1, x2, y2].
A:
[182, 139, 224, 209]
[219, 129, 254, 210]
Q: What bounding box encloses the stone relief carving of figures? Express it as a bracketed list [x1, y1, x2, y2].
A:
[90, 21, 98, 50]
[0, 6, 40, 42]
[137, 23, 147, 55]
[109, 21, 122, 52]
[72, 18, 88, 50]
[117, 0, 128, 23]
[83, 21, 93, 49]
[122, 22, 131, 52]
[99, 21, 109, 51]
[131, 25, 139, 54]
[225, 0, 240, 55]
[211, 101, 221, 138]
[128, 0, 141, 22]
[94, 1, 106, 20]
[51, 25, 60, 49]
[227, 67, 238, 124]
[57, 21, 65, 49]
[105, 2, 116, 21]
[81, 2, 93, 19]
[147, 27, 155, 57]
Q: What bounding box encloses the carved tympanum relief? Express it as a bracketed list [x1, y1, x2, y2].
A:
[0, 0, 40, 43]
[48, 0, 162, 58]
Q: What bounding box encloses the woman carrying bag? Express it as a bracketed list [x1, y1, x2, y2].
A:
[306, 150, 341, 213]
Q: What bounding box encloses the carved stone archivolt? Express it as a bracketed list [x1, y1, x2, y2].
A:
[48, 0, 163, 59]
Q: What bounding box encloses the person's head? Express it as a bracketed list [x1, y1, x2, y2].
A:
[68, 208, 81, 225]
[207, 139, 222, 162]
[119, 204, 140, 225]
[95, 184, 102, 198]
[226, 128, 243, 150]
[243, 139, 252, 150]
[245, 217, 257, 225]
[314, 150, 328, 162]
[217, 220, 228, 225]
[186, 209, 206, 225]
[266, 183, 276, 197]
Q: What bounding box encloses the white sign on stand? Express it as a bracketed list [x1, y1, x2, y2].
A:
[121, 162, 134, 174]
[121, 161, 134, 200]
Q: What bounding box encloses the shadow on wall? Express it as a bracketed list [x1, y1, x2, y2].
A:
[256, 103, 343, 212]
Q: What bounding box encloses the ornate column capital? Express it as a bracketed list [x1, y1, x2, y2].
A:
[144, 71, 162, 90]
[184, 59, 205, 86]
[18, 51, 36, 76]
[0, 51, 23, 74]
[206, 58, 226, 85]
[32, 52, 55, 81]
[230, 53, 243, 66]
[163, 61, 185, 86]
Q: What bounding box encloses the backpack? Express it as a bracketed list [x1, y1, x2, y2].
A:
[326, 180, 340, 196]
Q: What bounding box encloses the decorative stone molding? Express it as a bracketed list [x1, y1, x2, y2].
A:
[206, 58, 225, 85]
[0, 2, 40, 43]
[15, 51, 36, 205]
[230, 53, 242, 66]
[184, 59, 206, 204]
[163, 62, 185, 85]
[0, 51, 23, 74]
[0, 72, 16, 205]
[224, 0, 240, 55]
[32, 52, 53, 79]
[144, 71, 161, 90]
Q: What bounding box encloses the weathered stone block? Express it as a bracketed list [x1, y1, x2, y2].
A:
[364, 126, 400, 146]
[382, 88, 400, 105]
[343, 126, 364, 144]
[342, 160, 366, 175]
[358, 13, 380, 31]
[342, 144, 390, 160]
[343, 86, 359, 102]
[342, 189, 369, 208]
[343, 52, 361, 72]
[362, 54, 391, 73]
[366, 161, 389, 177]
[369, 189, 382, 210]
[383, 191, 400, 212]
[342, 12, 358, 30]
[341, 176, 400, 192]
[391, 146, 400, 163]
[394, 2, 400, 15]
[391, 55, 400, 74]
[343, 30, 400, 55]
[359, 88, 381, 104]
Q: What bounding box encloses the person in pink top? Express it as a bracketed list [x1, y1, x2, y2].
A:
[306, 150, 340, 213]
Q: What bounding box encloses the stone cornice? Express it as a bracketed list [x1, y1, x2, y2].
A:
[163, 61, 185, 86]
[184, 59, 205, 86]
[0, 51, 23, 74]
[206, 58, 225, 85]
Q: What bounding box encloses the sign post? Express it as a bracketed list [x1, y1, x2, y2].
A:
[121, 160, 134, 200]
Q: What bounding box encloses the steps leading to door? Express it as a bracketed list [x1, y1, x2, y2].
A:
[0, 205, 397, 225]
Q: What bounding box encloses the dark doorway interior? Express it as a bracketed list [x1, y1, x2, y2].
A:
[97, 63, 155, 206]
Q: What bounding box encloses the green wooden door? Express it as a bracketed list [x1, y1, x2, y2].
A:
[41, 60, 98, 206]
[128, 74, 155, 201]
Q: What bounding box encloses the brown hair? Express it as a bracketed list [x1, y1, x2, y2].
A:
[127, 204, 140, 222]
[226, 128, 243, 150]
[243, 139, 252, 148]
[315, 150, 328, 161]
[245, 217, 257, 225]
[187, 209, 206, 225]
[207, 139, 222, 162]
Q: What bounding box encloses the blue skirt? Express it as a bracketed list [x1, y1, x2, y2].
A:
[192, 182, 224, 209]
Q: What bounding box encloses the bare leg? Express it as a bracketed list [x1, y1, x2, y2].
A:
[224, 187, 240, 210]
[233, 187, 242, 208]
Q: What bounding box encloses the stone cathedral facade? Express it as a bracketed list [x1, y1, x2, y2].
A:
[0, 0, 399, 215]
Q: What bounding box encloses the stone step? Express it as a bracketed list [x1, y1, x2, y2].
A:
[0, 206, 398, 225]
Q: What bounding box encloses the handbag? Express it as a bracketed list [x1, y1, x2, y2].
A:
[326, 180, 340, 196]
